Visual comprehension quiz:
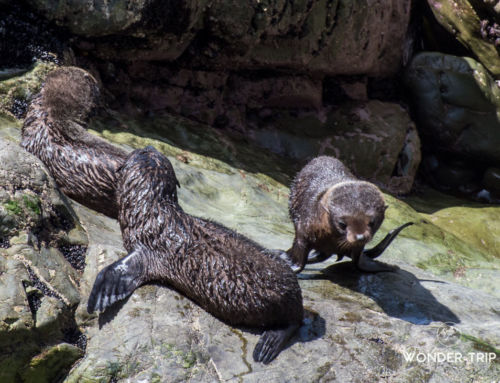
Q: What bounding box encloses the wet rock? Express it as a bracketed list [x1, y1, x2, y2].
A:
[422, 155, 480, 194]
[0, 4, 67, 68]
[482, 167, 500, 197]
[20, 343, 83, 383]
[405, 52, 500, 163]
[426, 0, 500, 76]
[227, 75, 323, 110]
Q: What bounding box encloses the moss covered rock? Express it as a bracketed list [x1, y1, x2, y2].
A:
[0, 135, 88, 383]
[0, 61, 57, 119]
[427, 0, 500, 76]
[0, 95, 498, 381]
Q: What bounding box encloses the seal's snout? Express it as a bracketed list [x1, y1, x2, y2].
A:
[355, 233, 366, 241]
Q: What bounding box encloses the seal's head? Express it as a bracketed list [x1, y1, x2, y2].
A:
[321, 181, 387, 249]
[41, 66, 100, 123]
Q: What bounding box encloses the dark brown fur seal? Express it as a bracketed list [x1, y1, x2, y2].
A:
[287, 156, 411, 273]
[87, 146, 304, 364]
[21, 66, 127, 218]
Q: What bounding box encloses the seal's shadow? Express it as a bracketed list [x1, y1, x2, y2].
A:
[98, 296, 130, 328]
[235, 308, 326, 355]
[302, 262, 460, 325]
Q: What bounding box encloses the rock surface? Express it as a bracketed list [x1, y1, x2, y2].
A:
[427, 0, 500, 77]
[405, 52, 500, 198]
[0, 137, 87, 382]
[25, 0, 411, 77]
[103, 64, 420, 194]
[0, 101, 498, 381]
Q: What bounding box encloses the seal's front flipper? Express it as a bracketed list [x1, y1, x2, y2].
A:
[356, 252, 398, 273]
[306, 250, 333, 264]
[286, 235, 311, 274]
[253, 324, 299, 364]
[87, 248, 145, 313]
[363, 222, 413, 260]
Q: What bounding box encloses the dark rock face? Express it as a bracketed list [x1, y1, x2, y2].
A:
[405, 52, 500, 200]
[0, 4, 67, 68]
[25, 0, 411, 76]
[1, 1, 420, 192]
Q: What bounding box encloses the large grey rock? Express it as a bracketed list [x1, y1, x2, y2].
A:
[405, 52, 500, 196]
[0, 135, 87, 382]
[405, 52, 500, 165]
[64, 115, 498, 382]
[245, 100, 421, 194]
[26, 0, 411, 77]
[0, 99, 498, 382]
[426, 0, 500, 77]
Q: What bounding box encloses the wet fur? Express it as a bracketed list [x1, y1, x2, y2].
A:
[287, 156, 389, 273]
[21, 66, 127, 218]
[88, 147, 303, 364]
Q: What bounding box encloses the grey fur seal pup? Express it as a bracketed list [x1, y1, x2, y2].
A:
[286, 156, 412, 273]
[21, 66, 127, 218]
[87, 146, 304, 364]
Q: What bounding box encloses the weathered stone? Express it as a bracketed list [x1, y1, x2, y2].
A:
[483, 167, 500, 196]
[27, 0, 148, 37]
[1, 91, 499, 382]
[25, 0, 411, 77]
[227, 75, 322, 110]
[405, 52, 500, 162]
[245, 100, 420, 193]
[8, 245, 81, 307]
[0, 255, 33, 335]
[0, 61, 57, 119]
[427, 0, 500, 76]
[21, 343, 83, 383]
[0, 128, 88, 382]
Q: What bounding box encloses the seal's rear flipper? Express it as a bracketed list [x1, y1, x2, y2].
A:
[363, 222, 413, 259]
[253, 324, 299, 364]
[87, 248, 145, 313]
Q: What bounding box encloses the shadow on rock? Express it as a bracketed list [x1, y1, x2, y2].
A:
[296, 309, 326, 343]
[303, 262, 460, 325]
[97, 297, 130, 329]
[228, 308, 326, 356]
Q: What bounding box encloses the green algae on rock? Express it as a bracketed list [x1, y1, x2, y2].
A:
[427, 0, 500, 76]
[0, 61, 57, 119]
[0, 79, 499, 381]
[0, 138, 88, 382]
[20, 343, 83, 383]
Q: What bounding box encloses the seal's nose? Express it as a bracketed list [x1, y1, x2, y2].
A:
[356, 234, 365, 241]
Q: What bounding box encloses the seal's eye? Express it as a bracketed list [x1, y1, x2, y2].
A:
[338, 221, 347, 231]
[369, 219, 376, 228]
